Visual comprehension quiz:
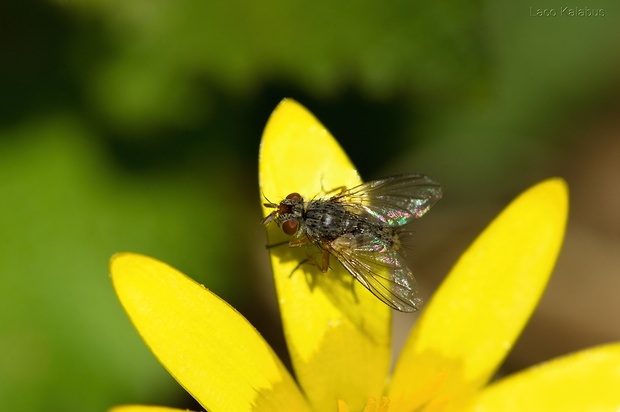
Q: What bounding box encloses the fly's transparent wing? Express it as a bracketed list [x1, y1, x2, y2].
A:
[330, 174, 442, 227]
[326, 232, 423, 312]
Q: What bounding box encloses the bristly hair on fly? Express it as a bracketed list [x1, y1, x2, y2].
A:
[262, 174, 442, 312]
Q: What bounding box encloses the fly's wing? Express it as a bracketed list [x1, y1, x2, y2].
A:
[330, 174, 442, 227]
[326, 232, 423, 312]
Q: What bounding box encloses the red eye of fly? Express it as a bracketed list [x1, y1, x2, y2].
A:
[286, 192, 301, 200]
[282, 219, 299, 235]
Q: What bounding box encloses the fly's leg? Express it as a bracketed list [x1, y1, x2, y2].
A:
[289, 258, 310, 278]
[268, 235, 321, 278]
[266, 235, 310, 249]
[293, 248, 324, 274]
[288, 249, 324, 286]
[321, 184, 347, 197]
[288, 236, 311, 248]
[323, 185, 347, 196]
[265, 240, 289, 249]
[317, 174, 348, 197]
[349, 275, 359, 304]
[321, 249, 330, 273]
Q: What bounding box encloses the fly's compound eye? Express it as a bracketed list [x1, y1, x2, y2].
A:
[286, 192, 302, 201]
[282, 219, 299, 235]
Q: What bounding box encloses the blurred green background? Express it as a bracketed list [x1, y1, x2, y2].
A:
[1, 0, 619, 410]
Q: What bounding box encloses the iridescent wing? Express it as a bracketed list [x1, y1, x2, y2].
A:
[325, 231, 423, 312]
[329, 174, 442, 226]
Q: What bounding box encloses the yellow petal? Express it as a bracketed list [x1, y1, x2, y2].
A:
[467, 343, 620, 411]
[109, 406, 194, 412]
[389, 179, 569, 408]
[110, 253, 310, 412]
[259, 99, 391, 411]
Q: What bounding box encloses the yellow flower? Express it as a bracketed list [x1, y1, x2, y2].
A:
[110, 99, 620, 412]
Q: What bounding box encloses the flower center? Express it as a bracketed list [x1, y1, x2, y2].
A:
[338, 397, 391, 412]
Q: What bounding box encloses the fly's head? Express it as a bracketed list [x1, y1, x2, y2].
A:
[262, 193, 305, 235]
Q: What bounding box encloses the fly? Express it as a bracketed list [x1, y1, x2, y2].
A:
[262, 174, 442, 312]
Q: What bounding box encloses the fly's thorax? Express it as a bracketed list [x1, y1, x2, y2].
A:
[304, 200, 350, 241]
